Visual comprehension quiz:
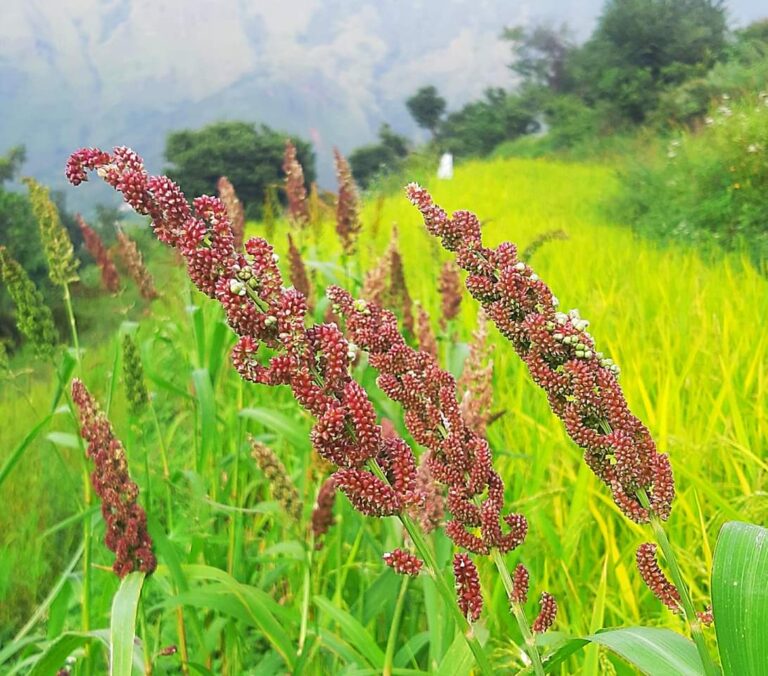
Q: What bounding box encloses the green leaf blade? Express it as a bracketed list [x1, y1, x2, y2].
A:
[110, 572, 146, 676]
[588, 627, 705, 676]
[712, 521, 768, 676]
[543, 627, 705, 675]
[313, 595, 385, 670]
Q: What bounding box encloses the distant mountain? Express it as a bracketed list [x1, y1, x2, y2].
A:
[0, 0, 764, 211]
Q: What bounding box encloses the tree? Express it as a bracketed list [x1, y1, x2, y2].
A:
[378, 123, 409, 159]
[165, 121, 316, 217]
[349, 124, 410, 189]
[438, 89, 539, 157]
[0, 146, 25, 185]
[572, 0, 728, 122]
[0, 147, 44, 290]
[406, 86, 447, 137]
[503, 23, 575, 93]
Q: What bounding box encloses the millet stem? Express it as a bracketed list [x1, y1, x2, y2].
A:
[637, 490, 720, 676]
[383, 573, 410, 676]
[491, 548, 545, 676]
[298, 533, 314, 656]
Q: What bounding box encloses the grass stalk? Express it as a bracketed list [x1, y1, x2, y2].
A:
[491, 548, 545, 676]
[139, 602, 152, 675]
[366, 457, 492, 674]
[638, 491, 720, 676]
[298, 533, 314, 656]
[175, 605, 190, 676]
[383, 573, 410, 676]
[149, 399, 173, 533]
[398, 511, 493, 676]
[62, 282, 93, 673]
[62, 284, 81, 370]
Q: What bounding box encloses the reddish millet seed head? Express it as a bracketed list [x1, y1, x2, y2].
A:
[415, 304, 438, 359]
[76, 213, 120, 293]
[116, 229, 158, 300]
[287, 233, 313, 311]
[410, 451, 444, 534]
[311, 476, 337, 548]
[334, 148, 362, 256]
[407, 184, 675, 524]
[511, 563, 530, 604]
[438, 260, 462, 326]
[383, 548, 423, 577]
[283, 140, 310, 228]
[387, 230, 415, 334]
[636, 542, 682, 612]
[71, 378, 156, 577]
[362, 250, 391, 307]
[217, 175, 245, 250]
[698, 606, 714, 626]
[453, 553, 483, 622]
[532, 592, 557, 633]
[458, 312, 494, 438]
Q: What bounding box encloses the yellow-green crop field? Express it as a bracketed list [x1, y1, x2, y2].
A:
[1, 156, 766, 674]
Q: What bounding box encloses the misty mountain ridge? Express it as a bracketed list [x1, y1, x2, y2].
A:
[1, 0, 764, 212]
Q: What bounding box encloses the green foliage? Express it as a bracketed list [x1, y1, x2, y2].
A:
[0, 153, 83, 343]
[546, 626, 705, 674]
[0, 191, 46, 336]
[405, 85, 446, 136]
[0, 148, 50, 340]
[349, 124, 410, 188]
[0, 146, 26, 186]
[572, 0, 727, 123]
[652, 22, 768, 126]
[498, 3, 742, 157]
[712, 522, 768, 675]
[0, 248, 58, 358]
[23, 178, 80, 288]
[165, 121, 316, 217]
[438, 88, 539, 157]
[617, 95, 768, 265]
[503, 23, 575, 93]
[110, 572, 146, 676]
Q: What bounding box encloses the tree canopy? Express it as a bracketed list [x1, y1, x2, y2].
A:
[438, 89, 539, 156]
[349, 124, 410, 189]
[165, 121, 316, 217]
[406, 86, 447, 136]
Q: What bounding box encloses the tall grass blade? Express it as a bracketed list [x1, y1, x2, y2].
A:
[191, 368, 216, 473]
[543, 627, 704, 675]
[166, 565, 297, 670]
[27, 632, 102, 676]
[313, 595, 385, 669]
[436, 630, 474, 676]
[110, 572, 146, 676]
[239, 407, 311, 452]
[712, 521, 768, 676]
[0, 415, 52, 490]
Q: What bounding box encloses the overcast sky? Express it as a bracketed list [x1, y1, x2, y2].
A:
[1, 0, 766, 203]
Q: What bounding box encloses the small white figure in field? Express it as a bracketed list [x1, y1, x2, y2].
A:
[437, 152, 453, 180]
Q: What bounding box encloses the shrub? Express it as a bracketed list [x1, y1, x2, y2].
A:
[617, 94, 768, 266]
